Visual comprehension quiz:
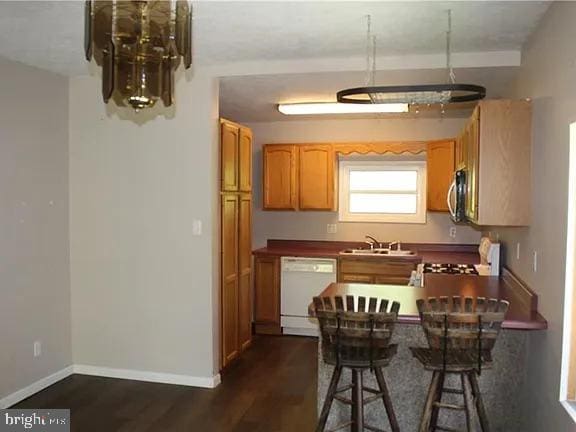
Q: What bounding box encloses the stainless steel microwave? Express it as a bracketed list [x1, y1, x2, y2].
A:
[447, 169, 467, 223]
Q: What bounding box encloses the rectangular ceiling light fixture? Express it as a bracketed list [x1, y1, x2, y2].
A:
[278, 102, 409, 115]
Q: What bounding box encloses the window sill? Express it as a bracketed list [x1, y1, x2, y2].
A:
[560, 400, 576, 423]
[339, 214, 427, 224]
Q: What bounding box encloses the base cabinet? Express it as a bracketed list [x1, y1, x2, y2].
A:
[338, 257, 419, 285]
[254, 256, 281, 334]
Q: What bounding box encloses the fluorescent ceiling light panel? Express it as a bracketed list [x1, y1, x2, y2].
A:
[278, 102, 409, 115]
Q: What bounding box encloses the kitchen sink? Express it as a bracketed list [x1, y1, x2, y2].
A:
[340, 248, 416, 257]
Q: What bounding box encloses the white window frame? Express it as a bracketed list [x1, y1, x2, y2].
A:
[560, 122, 576, 423]
[338, 160, 427, 224]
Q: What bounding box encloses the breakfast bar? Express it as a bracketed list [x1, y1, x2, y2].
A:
[313, 272, 547, 431]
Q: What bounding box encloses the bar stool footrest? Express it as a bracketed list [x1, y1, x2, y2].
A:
[364, 424, 388, 432]
[363, 393, 385, 405]
[333, 394, 352, 405]
[442, 387, 464, 395]
[433, 402, 466, 411]
[325, 421, 353, 432]
[435, 426, 464, 432]
[363, 386, 381, 394]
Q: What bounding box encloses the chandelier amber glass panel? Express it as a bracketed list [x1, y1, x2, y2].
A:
[85, 0, 192, 110]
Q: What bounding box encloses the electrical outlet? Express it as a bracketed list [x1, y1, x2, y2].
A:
[516, 243, 521, 261]
[327, 224, 337, 234]
[449, 227, 457, 238]
[533, 251, 538, 273]
[192, 220, 202, 236]
[33, 341, 41, 358]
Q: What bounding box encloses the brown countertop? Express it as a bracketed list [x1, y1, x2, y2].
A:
[314, 275, 547, 331]
[253, 239, 481, 264]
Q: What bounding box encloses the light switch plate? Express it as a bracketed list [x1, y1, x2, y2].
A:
[192, 220, 202, 236]
[327, 224, 337, 234]
[34, 341, 41, 358]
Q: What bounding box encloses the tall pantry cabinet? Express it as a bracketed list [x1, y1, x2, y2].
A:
[220, 118, 253, 368]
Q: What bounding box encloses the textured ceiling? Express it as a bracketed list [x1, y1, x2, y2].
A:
[219, 67, 520, 122]
[0, 1, 550, 76]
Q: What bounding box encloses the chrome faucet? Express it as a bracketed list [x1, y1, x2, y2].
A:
[365, 235, 380, 250]
[388, 240, 402, 251]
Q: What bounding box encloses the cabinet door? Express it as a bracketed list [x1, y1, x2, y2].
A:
[254, 256, 281, 333]
[221, 122, 239, 192]
[299, 144, 335, 210]
[263, 145, 298, 210]
[221, 194, 239, 367]
[374, 275, 411, 285]
[466, 107, 480, 222]
[238, 194, 252, 351]
[239, 127, 253, 193]
[427, 140, 455, 212]
[338, 273, 374, 284]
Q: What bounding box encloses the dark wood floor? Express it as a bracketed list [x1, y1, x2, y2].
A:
[14, 336, 318, 432]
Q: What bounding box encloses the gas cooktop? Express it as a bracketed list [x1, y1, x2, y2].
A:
[422, 263, 479, 275]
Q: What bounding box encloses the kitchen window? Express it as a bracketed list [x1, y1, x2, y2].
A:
[338, 160, 427, 223]
[561, 122, 576, 422]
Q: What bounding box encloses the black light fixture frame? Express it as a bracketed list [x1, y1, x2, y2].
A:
[337, 83, 486, 104]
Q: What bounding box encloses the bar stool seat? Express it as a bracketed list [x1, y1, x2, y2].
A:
[314, 295, 401, 432]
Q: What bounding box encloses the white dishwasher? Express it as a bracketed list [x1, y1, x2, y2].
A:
[281, 257, 337, 336]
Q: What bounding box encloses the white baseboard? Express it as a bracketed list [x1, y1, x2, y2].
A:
[73, 365, 221, 389]
[0, 366, 74, 409]
[0, 365, 220, 409]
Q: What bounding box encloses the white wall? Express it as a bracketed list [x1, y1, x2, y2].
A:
[0, 58, 71, 401]
[69, 69, 221, 381]
[247, 118, 482, 248]
[493, 3, 576, 430]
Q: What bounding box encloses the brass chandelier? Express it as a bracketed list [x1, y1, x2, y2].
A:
[84, 0, 192, 110]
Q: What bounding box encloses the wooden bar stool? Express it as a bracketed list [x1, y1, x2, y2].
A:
[313, 295, 400, 432]
[410, 296, 509, 432]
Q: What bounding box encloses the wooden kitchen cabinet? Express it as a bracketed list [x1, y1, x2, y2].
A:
[459, 100, 531, 226]
[221, 121, 239, 192]
[219, 118, 253, 369]
[238, 195, 253, 351]
[239, 128, 253, 192]
[263, 145, 298, 210]
[221, 193, 239, 366]
[254, 256, 281, 334]
[299, 144, 336, 210]
[338, 257, 420, 285]
[221, 119, 252, 193]
[427, 140, 455, 212]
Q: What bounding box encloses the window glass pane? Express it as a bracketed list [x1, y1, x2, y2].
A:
[349, 193, 417, 214]
[349, 170, 418, 192]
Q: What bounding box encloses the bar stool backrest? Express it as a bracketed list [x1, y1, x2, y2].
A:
[313, 295, 399, 367]
[417, 296, 509, 360]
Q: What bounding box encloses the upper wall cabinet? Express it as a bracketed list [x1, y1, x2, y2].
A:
[263, 144, 336, 211]
[239, 128, 253, 192]
[220, 119, 252, 193]
[299, 145, 336, 211]
[263, 144, 298, 210]
[461, 100, 532, 226]
[427, 140, 455, 212]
